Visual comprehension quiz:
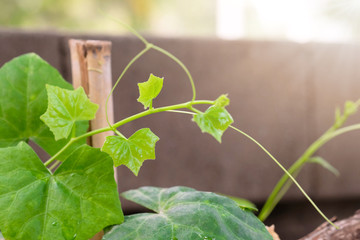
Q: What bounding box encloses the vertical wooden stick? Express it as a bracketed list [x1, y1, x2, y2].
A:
[69, 39, 116, 240]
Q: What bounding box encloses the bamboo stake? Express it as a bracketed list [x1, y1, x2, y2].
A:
[69, 39, 116, 240]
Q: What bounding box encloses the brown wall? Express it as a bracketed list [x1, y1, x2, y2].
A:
[1, 29, 360, 238]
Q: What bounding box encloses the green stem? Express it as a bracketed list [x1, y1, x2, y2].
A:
[49, 160, 61, 172]
[326, 123, 360, 139]
[188, 106, 202, 114]
[111, 100, 213, 129]
[151, 45, 197, 102]
[105, 46, 152, 130]
[44, 100, 214, 167]
[166, 110, 196, 115]
[258, 123, 360, 222]
[44, 139, 75, 167]
[114, 129, 126, 139]
[104, 17, 197, 133]
[105, 42, 198, 134]
[229, 125, 338, 228]
[111, 18, 197, 101]
[258, 130, 330, 221]
[105, 42, 197, 133]
[103, 14, 149, 46]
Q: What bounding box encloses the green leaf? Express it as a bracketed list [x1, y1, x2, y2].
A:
[101, 128, 159, 176]
[193, 106, 233, 143]
[0, 142, 123, 240]
[0, 53, 88, 160]
[218, 193, 258, 212]
[309, 156, 340, 177]
[344, 100, 358, 116]
[214, 94, 230, 108]
[40, 85, 98, 140]
[103, 187, 272, 240]
[137, 74, 164, 109]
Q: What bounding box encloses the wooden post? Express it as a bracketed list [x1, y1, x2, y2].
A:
[69, 39, 116, 240]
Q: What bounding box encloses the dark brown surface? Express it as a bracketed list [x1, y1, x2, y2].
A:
[265, 199, 360, 239]
[299, 210, 360, 240]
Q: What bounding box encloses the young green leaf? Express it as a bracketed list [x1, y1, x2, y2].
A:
[101, 128, 159, 176]
[344, 100, 358, 116]
[0, 53, 87, 160]
[0, 142, 123, 240]
[137, 74, 164, 109]
[103, 186, 272, 240]
[214, 94, 230, 108]
[40, 85, 99, 140]
[308, 156, 340, 177]
[193, 105, 233, 143]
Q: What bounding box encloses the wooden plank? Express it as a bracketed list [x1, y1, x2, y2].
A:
[69, 39, 116, 240]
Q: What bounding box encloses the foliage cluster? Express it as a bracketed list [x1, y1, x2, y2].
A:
[0, 51, 270, 239]
[1, 25, 359, 239]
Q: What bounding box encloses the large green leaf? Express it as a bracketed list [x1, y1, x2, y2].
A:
[40, 85, 98, 140]
[0, 142, 123, 240]
[103, 186, 272, 240]
[0, 53, 88, 159]
[101, 128, 159, 176]
[137, 74, 164, 109]
[193, 105, 233, 143]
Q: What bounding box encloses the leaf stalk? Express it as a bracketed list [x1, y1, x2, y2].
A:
[229, 125, 338, 228]
[258, 122, 360, 222]
[45, 100, 214, 167]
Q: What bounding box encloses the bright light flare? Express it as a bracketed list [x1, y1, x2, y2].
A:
[216, 0, 245, 39]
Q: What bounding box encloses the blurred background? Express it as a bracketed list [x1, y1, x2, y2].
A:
[1, 0, 360, 43]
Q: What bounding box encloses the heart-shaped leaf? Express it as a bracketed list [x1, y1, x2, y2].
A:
[103, 186, 272, 240]
[0, 53, 88, 160]
[40, 85, 98, 140]
[193, 105, 233, 143]
[101, 128, 159, 176]
[0, 142, 123, 240]
[137, 74, 164, 109]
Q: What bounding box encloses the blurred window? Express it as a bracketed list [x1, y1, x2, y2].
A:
[0, 0, 358, 42]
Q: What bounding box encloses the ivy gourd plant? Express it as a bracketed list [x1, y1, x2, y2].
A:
[0, 50, 271, 239]
[0, 39, 276, 239]
[3, 22, 360, 239]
